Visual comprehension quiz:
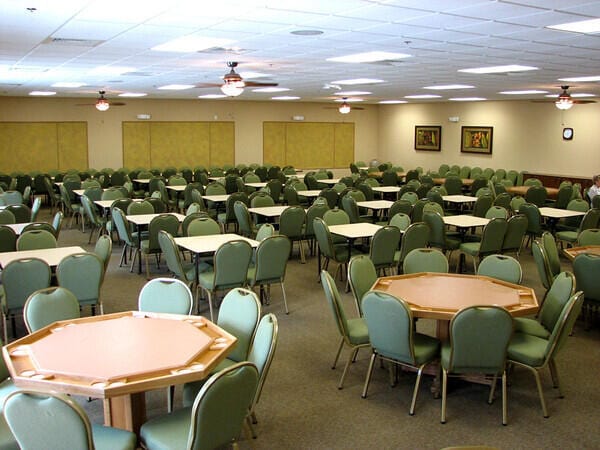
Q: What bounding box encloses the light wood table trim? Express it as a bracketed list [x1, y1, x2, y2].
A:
[563, 245, 600, 260]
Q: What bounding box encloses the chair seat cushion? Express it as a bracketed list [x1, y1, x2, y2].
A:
[347, 317, 369, 345]
[181, 358, 235, 407]
[413, 333, 440, 366]
[507, 332, 548, 367]
[459, 241, 480, 255]
[197, 270, 216, 290]
[140, 406, 191, 450]
[446, 237, 462, 250]
[91, 424, 137, 450]
[513, 317, 551, 339]
[555, 231, 577, 243]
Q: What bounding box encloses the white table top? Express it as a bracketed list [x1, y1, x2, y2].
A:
[4, 222, 32, 235]
[166, 185, 187, 192]
[132, 179, 150, 184]
[245, 182, 268, 188]
[94, 199, 141, 210]
[248, 205, 289, 217]
[126, 213, 185, 226]
[174, 233, 259, 254]
[539, 207, 586, 219]
[357, 200, 394, 210]
[208, 177, 224, 182]
[329, 223, 382, 239]
[372, 186, 401, 193]
[202, 194, 230, 203]
[318, 178, 340, 185]
[442, 195, 477, 203]
[0, 246, 86, 268]
[443, 215, 490, 228]
[296, 190, 322, 197]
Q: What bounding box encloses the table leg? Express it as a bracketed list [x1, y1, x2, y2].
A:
[137, 224, 142, 274]
[103, 392, 146, 434]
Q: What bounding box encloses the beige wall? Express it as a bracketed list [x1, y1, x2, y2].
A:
[1, 96, 597, 177]
[0, 96, 378, 170]
[377, 100, 599, 177]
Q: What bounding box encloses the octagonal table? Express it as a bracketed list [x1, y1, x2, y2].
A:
[563, 245, 600, 261]
[2, 311, 236, 434]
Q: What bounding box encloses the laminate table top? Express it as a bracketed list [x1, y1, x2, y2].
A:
[0, 246, 86, 268]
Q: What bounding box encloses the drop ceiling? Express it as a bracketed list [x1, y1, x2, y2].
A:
[1, 0, 599, 104]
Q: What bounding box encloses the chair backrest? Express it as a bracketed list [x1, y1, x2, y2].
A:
[446, 306, 513, 374]
[305, 203, 330, 237]
[485, 205, 508, 219]
[24, 287, 80, 333]
[532, 239, 552, 290]
[403, 248, 448, 274]
[444, 176, 463, 195]
[510, 195, 526, 213]
[16, 229, 57, 250]
[472, 194, 493, 218]
[0, 225, 17, 252]
[573, 254, 600, 302]
[6, 204, 31, 223]
[389, 212, 411, 231]
[138, 278, 193, 314]
[0, 209, 15, 224]
[187, 361, 259, 450]
[233, 201, 255, 238]
[502, 214, 528, 253]
[369, 225, 401, 269]
[477, 254, 522, 284]
[323, 208, 349, 225]
[251, 235, 291, 286]
[398, 222, 430, 265]
[147, 214, 180, 251]
[493, 192, 511, 210]
[478, 218, 508, 256]
[213, 240, 253, 291]
[320, 270, 356, 344]
[187, 217, 220, 236]
[127, 200, 153, 215]
[422, 201, 444, 217]
[94, 234, 112, 277]
[400, 191, 419, 205]
[577, 228, 600, 246]
[362, 290, 417, 364]
[520, 202, 543, 236]
[255, 223, 275, 241]
[279, 206, 306, 239]
[217, 288, 261, 362]
[56, 253, 103, 307]
[388, 199, 412, 219]
[542, 292, 584, 362]
[555, 184, 574, 209]
[347, 255, 377, 316]
[30, 197, 41, 221]
[2, 257, 52, 312]
[112, 208, 135, 246]
[525, 185, 547, 207]
[4, 390, 104, 449]
[577, 207, 600, 232]
[538, 271, 576, 332]
[247, 313, 278, 409]
[313, 217, 335, 259]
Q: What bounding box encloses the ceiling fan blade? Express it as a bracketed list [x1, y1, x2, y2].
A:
[323, 106, 365, 110]
[573, 99, 596, 104]
[244, 81, 279, 87]
[111, 102, 127, 106]
[530, 99, 596, 104]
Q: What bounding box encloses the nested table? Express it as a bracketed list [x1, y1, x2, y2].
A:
[563, 245, 600, 261]
[2, 311, 236, 434]
[0, 246, 86, 268]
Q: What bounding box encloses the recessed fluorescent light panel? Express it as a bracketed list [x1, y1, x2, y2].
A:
[378, 100, 407, 104]
[239, 71, 270, 79]
[335, 91, 372, 96]
[51, 82, 86, 88]
[272, 96, 300, 100]
[252, 87, 290, 93]
[331, 78, 384, 85]
[404, 94, 442, 99]
[118, 92, 147, 97]
[198, 94, 227, 99]
[558, 75, 600, 82]
[424, 84, 474, 90]
[571, 93, 596, 98]
[29, 91, 56, 96]
[449, 97, 487, 101]
[459, 65, 538, 74]
[499, 90, 548, 95]
[152, 36, 235, 52]
[327, 51, 411, 63]
[157, 84, 194, 90]
[547, 18, 600, 34]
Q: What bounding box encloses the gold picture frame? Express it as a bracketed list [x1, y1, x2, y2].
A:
[461, 126, 493, 154]
[414, 126, 441, 151]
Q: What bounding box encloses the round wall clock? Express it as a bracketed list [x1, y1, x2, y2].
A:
[562, 127, 574, 140]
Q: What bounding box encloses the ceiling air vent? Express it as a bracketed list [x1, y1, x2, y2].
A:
[44, 37, 104, 47]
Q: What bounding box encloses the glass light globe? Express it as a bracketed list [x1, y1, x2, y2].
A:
[95, 99, 110, 111]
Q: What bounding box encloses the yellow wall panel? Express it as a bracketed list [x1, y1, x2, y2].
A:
[209, 122, 234, 167]
[57, 122, 88, 170]
[0, 123, 58, 173]
[334, 123, 355, 168]
[262, 122, 286, 166]
[286, 123, 334, 169]
[150, 122, 210, 168]
[123, 122, 151, 168]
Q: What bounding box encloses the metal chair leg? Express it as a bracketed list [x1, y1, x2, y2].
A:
[361, 352, 377, 398]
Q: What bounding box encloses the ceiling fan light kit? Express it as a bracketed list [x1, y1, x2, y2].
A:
[555, 85, 574, 110]
[95, 91, 110, 111]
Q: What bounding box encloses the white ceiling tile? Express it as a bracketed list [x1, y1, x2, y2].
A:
[52, 20, 135, 41]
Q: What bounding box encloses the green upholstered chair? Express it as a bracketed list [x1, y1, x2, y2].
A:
[57, 253, 104, 315]
[577, 228, 600, 245]
[347, 255, 378, 316]
[540, 232, 561, 282]
[389, 212, 411, 231]
[255, 223, 275, 242]
[51, 211, 64, 240]
[218, 191, 247, 232]
[180, 212, 208, 237]
[369, 225, 401, 275]
[458, 218, 508, 272]
[138, 278, 193, 315]
[514, 271, 575, 340]
[394, 222, 430, 273]
[501, 214, 528, 259]
[423, 211, 461, 261]
[313, 217, 358, 282]
[141, 362, 258, 450]
[182, 288, 260, 408]
[29, 197, 41, 222]
[16, 230, 57, 251]
[519, 203, 543, 247]
[485, 205, 508, 220]
[525, 185, 547, 207]
[93, 234, 112, 281]
[43, 176, 63, 214]
[0, 258, 51, 341]
[140, 214, 181, 279]
[198, 241, 253, 321]
[112, 208, 138, 270]
[507, 291, 584, 418]
[320, 270, 370, 389]
[423, 201, 444, 217]
[5, 390, 136, 450]
[471, 194, 493, 218]
[532, 239, 553, 303]
[20, 222, 54, 237]
[573, 254, 600, 329]
[361, 291, 439, 415]
[441, 305, 513, 425]
[556, 207, 599, 248]
[493, 192, 512, 211]
[400, 191, 418, 205]
[4, 205, 30, 224]
[477, 254, 522, 284]
[403, 248, 449, 274]
[81, 195, 107, 244]
[0, 340, 18, 449]
[23, 287, 80, 333]
[304, 202, 329, 255]
[341, 195, 372, 224]
[444, 175, 463, 195]
[322, 207, 350, 245]
[187, 217, 220, 237]
[233, 201, 257, 238]
[0, 211, 15, 225]
[279, 206, 307, 263]
[247, 235, 291, 314]
[0, 226, 17, 253]
[59, 184, 83, 230]
[158, 231, 200, 304]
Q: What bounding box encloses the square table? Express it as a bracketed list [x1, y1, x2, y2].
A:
[0, 246, 86, 268]
[165, 185, 187, 192]
[126, 213, 185, 274]
[372, 186, 401, 197]
[539, 207, 586, 233]
[443, 215, 489, 239]
[248, 205, 290, 218]
[4, 222, 32, 236]
[244, 182, 268, 189]
[202, 194, 230, 203]
[317, 178, 340, 185]
[357, 200, 394, 210]
[442, 195, 477, 204]
[2, 311, 236, 434]
[296, 190, 322, 198]
[132, 179, 150, 184]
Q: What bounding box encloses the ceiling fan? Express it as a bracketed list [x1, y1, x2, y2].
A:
[531, 85, 597, 110]
[194, 62, 278, 97]
[324, 97, 365, 114]
[76, 91, 126, 111]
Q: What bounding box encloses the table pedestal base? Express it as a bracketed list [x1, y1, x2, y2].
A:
[104, 392, 146, 434]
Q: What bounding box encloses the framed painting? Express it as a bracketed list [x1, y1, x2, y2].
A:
[414, 126, 441, 151]
[461, 126, 493, 154]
